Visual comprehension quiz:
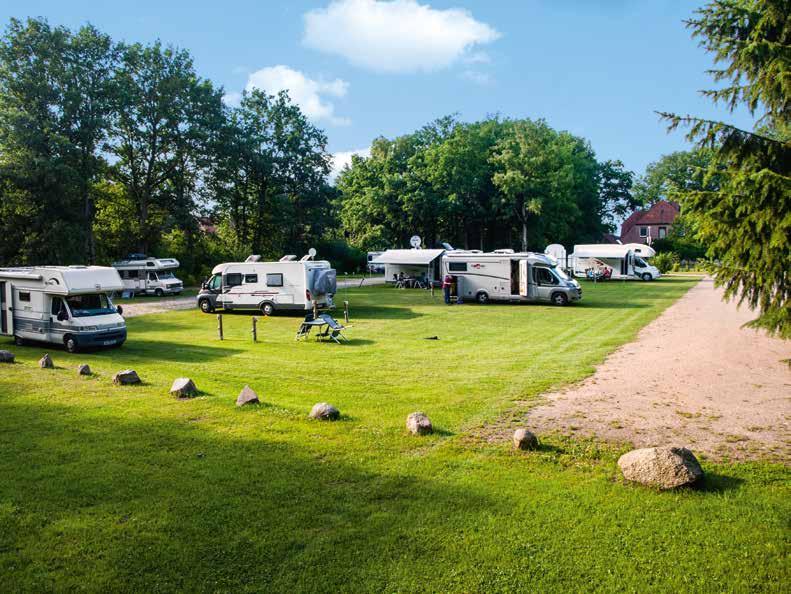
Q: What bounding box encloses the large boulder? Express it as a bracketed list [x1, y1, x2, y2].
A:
[618, 446, 703, 489]
[113, 369, 141, 385]
[77, 364, 92, 376]
[170, 377, 198, 399]
[406, 412, 433, 436]
[236, 385, 260, 407]
[0, 350, 14, 363]
[310, 402, 340, 421]
[513, 428, 539, 450]
[38, 353, 54, 369]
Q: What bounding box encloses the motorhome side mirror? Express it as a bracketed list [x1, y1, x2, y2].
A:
[57, 310, 68, 322]
[116, 305, 123, 316]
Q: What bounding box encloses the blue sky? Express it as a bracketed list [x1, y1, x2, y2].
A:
[2, 0, 755, 177]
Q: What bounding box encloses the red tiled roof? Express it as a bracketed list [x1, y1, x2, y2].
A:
[621, 200, 680, 236]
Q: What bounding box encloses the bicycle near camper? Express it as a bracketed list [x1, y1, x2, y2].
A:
[441, 249, 582, 306]
[0, 266, 127, 353]
[197, 250, 337, 316]
[112, 254, 184, 296]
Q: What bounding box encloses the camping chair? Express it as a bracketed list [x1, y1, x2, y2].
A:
[295, 312, 316, 341]
[317, 313, 348, 344]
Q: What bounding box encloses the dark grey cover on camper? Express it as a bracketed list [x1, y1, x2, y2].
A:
[311, 269, 337, 295]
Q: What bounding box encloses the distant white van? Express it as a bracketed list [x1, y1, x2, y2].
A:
[571, 244, 661, 281]
[112, 255, 183, 296]
[196, 253, 337, 316]
[0, 266, 127, 352]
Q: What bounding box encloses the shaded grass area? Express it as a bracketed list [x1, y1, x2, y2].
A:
[0, 279, 788, 592]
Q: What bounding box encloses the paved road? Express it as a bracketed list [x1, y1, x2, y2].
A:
[122, 276, 386, 318]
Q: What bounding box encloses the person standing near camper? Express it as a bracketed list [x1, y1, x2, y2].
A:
[442, 274, 453, 305]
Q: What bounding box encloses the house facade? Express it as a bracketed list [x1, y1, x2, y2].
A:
[620, 200, 680, 244]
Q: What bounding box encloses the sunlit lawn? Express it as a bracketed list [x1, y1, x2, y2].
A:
[0, 279, 787, 592]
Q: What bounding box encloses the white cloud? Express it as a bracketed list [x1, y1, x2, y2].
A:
[222, 91, 242, 106]
[330, 147, 371, 182]
[463, 51, 491, 65]
[461, 70, 492, 86]
[244, 65, 351, 125]
[303, 0, 501, 73]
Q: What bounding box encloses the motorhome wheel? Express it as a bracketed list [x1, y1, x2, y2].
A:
[199, 299, 214, 314]
[642, 273, 652, 281]
[155, 288, 164, 297]
[14, 336, 25, 347]
[64, 335, 78, 353]
[261, 302, 275, 316]
[476, 291, 489, 304]
[551, 292, 568, 306]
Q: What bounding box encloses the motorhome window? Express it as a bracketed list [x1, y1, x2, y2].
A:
[146, 262, 154, 267]
[148, 272, 158, 281]
[554, 266, 570, 280]
[244, 274, 258, 284]
[158, 271, 175, 280]
[18, 292, 30, 302]
[266, 273, 284, 287]
[639, 226, 648, 237]
[65, 293, 113, 317]
[128, 270, 138, 278]
[534, 268, 556, 285]
[225, 273, 243, 287]
[448, 262, 467, 272]
[635, 257, 647, 267]
[50, 298, 65, 316]
[207, 275, 221, 291]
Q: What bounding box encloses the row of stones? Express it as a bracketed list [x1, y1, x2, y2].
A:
[2, 351, 704, 489]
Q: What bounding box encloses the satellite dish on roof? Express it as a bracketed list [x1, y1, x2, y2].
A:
[308, 247, 317, 259]
[410, 235, 422, 249]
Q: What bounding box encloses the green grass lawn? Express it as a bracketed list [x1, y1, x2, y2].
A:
[0, 279, 788, 592]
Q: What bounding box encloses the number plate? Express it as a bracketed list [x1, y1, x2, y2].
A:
[102, 340, 117, 346]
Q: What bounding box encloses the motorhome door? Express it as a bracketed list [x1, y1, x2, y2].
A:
[0, 281, 12, 336]
[518, 260, 536, 299]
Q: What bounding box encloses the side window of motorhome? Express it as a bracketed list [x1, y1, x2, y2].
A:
[448, 262, 467, 272]
[128, 270, 138, 278]
[244, 274, 258, 283]
[225, 273, 243, 287]
[534, 268, 556, 285]
[148, 272, 157, 281]
[50, 298, 65, 316]
[266, 273, 283, 287]
[18, 292, 31, 302]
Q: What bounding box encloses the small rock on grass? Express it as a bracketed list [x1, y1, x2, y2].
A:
[0, 350, 14, 363]
[38, 353, 54, 369]
[513, 428, 539, 450]
[236, 385, 260, 406]
[406, 412, 433, 435]
[618, 446, 703, 489]
[77, 364, 91, 376]
[310, 402, 340, 421]
[113, 369, 141, 385]
[170, 377, 198, 399]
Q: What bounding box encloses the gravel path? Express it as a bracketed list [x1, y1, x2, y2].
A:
[122, 276, 385, 318]
[517, 277, 791, 462]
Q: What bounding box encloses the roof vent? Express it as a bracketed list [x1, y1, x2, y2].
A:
[279, 255, 297, 262]
[246, 255, 262, 262]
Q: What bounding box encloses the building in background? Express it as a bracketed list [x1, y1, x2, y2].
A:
[620, 200, 680, 244]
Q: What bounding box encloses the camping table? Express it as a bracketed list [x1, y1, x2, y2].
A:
[297, 318, 328, 341]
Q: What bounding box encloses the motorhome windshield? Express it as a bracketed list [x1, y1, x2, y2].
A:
[553, 266, 570, 280]
[158, 271, 176, 279]
[65, 293, 115, 317]
[635, 257, 648, 267]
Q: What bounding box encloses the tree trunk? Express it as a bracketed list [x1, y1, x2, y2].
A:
[521, 201, 528, 252]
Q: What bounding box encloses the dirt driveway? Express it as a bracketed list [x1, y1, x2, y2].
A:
[516, 277, 791, 462]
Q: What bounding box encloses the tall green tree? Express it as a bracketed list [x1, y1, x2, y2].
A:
[659, 0, 790, 336]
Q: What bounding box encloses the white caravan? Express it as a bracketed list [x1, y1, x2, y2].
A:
[0, 266, 127, 353]
[112, 255, 183, 296]
[196, 253, 337, 316]
[441, 250, 582, 306]
[571, 244, 660, 280]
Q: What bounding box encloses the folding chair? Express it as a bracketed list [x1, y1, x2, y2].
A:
[295, 313, 316, 341]
[318, 313, 349, 344]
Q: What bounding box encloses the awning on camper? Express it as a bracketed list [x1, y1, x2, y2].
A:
[371, 249, 444, 265]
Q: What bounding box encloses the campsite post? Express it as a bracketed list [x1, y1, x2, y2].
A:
[217, 314, 223, 340]
[343, 300, 349, 323]
[312, 300, 318, 320]
[252, 316, 258, 342]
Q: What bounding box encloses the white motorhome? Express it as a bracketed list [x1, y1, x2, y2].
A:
[0, 266, 127, 353]
[196, 253, 337, 316]
[441, 250, 582, 306]
[570, 244, 660, 280]
[112, 255, 183, 296]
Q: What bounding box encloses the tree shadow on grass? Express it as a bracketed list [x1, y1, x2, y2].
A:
[90, 339, 244, 363]
[0, 399, 501, 592]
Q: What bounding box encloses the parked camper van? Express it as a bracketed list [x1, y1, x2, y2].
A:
[0, 266, 127, 353]
[570, 244, 660, 281]
[197, 253, 337, 316]
[112, 255, 183, 296]
[441, 250, 582, 306]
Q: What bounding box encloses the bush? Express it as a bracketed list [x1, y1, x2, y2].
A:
[653, 252, 679, 273]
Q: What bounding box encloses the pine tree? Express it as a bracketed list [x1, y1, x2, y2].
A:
[659, 0, 790, 337]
